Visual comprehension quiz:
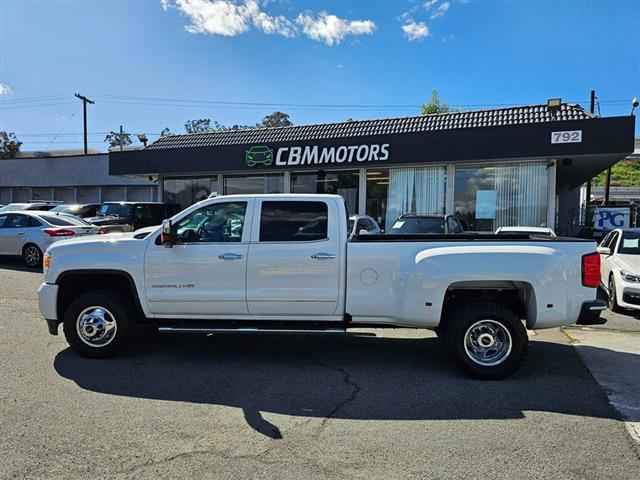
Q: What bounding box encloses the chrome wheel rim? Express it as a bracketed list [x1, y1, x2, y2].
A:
[464, 319, 512, 367]
[76, 306, 117, 347]
[24, 246, 41, 267]
[609, 279, 615, 308]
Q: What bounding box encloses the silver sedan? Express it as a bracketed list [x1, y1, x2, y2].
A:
[0, 211, 101, 268]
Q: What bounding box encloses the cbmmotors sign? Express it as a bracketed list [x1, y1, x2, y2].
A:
[592, 207, 630, 230]
[246, 143, 390, 167]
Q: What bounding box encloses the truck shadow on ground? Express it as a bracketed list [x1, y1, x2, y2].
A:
[53, 333, 631, 439]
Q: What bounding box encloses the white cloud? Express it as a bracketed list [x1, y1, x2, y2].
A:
[296, 12, 376, 46]
[167, 0, 295, 37]
[424, 0, 439, 10]
[0, 83, 11, 95]
[402, 21, 429, 41]
[430, 2, 450, 19]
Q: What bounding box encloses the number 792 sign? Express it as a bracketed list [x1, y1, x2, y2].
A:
[551, 130, 582, 144]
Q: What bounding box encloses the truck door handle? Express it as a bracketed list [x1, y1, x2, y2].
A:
[17, 232, 25, 235]
[311, 253, 336, 260]
[218, 253, 243, 260]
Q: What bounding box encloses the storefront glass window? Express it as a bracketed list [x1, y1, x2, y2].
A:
[164, 178, 214, 209]
[291, 170, 359, 215]
[365, 169, 389, 228]
[385, 167, 446, 227]
[454, 162, 548, 232]
[223, 174, 284, 195]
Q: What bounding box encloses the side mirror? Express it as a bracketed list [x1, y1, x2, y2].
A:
[358, 229, 370, 235]
[161, 219, 176, 248]
[596, 246, 611, 255]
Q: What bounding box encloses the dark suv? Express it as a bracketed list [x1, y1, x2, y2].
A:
[86, 202, 181, 233]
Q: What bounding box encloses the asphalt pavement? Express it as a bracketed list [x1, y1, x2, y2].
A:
[1, 263, 639, 479]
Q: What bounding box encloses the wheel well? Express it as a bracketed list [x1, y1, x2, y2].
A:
[442, 281, 533, 326]
[22, 243, 40, 254]
[57, 271, 145, 321]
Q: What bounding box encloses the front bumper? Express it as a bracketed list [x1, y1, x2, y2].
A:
[619, 284, 640, 311]
[37, 282, 59, 322]
[575, 300, 607, 325]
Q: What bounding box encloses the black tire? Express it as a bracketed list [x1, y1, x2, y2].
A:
[440, 301, 528, 379]
[22, 243, 43, 269]
[608, 275, 624, 313]
[63, 289, 136, 358]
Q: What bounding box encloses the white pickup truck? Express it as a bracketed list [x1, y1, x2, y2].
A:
[38, 194, 605, 379]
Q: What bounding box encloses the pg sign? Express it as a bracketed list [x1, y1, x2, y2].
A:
[592, 207, 630, 230]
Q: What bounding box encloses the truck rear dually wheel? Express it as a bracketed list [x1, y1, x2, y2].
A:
[63, 290, 135, 358]
[441, 301, 528, 379]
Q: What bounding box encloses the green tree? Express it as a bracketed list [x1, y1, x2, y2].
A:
[184, 118, 214, 134]
[104, 131, 132, 149]
[0, 131, 22, 158]
[420, 90, 450, 115]
[259, 111, 293, 128]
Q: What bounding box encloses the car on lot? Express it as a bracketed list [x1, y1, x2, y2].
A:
[348, 215, 382, 238]
[0, 201, 63, 213]
[386, 213, 464, 235]
[85, 202, 181, 233]
[0, 211, 101, 267]
[49, 203, 101, 218]
[38, 193, 605, 379]
[597, 228, 640, 312]
[495, 226, 556, 237]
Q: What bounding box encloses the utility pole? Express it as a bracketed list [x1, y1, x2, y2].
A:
[119, 125, 124, 151]
[74, 93, 95, 155]
[584, 90, 595, 226]
[602, 92, 612, 204]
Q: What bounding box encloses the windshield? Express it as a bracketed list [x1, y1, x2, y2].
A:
[619, 231, 640, 255]
[0, 204, 28, 213]
[50, 205, 78, 214]
[388, 217, 445, 234]
[98, 204, 132, 217]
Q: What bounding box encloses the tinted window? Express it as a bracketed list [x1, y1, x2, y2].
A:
[40, 215, 85, 226]
[0, 215, 8, 227]
[175, 202, 246, 243]
[29, 217, 43, 227]
[608, 232, 620, 252]
[260, 201, 328, 242]
[388, 217, 445, 234]
[99, 204, 133, 217]
[619, 231, 640, 255]
[6, 215, 31, 228]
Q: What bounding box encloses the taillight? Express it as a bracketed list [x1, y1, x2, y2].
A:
[582, 252, 600, 288]
[43, 228, 76, 237]
[98, 227, 107, 235]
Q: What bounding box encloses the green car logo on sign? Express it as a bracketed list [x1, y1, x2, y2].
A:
[245, 146, 274, 167]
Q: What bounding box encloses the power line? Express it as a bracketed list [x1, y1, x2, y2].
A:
[45, 108, 79, 149]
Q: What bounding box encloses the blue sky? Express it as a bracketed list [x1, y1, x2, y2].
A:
[1, 0, 638, 151]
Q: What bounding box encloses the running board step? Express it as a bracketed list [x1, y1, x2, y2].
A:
[158, 326, 346, 335]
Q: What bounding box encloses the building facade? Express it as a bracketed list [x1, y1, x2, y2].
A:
[108, 103, 634, 234]
[0, 151, 158, 205]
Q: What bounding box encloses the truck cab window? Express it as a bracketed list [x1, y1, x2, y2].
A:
[175, 202, 246, 243]
[260, 201, 328, 242]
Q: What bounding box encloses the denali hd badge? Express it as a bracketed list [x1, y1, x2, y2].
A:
[245, 143, 390, 167]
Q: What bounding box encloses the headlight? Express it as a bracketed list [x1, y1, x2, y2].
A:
[620, 270, 640, 283]
[43, 252, 51, 270]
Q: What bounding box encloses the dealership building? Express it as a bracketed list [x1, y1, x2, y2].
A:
[107, 102, 634, 234]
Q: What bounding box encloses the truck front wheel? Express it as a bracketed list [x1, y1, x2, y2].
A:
[62, 290, 135, 358]
[441, 301, 528, 379]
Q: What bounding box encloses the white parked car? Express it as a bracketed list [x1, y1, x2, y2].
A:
[0, 211, 101, 267]
[348, 215, 382, 238]
[597, 228, 640, 312]
[495, 226, 556, 237]
[39, 194, 605, 379]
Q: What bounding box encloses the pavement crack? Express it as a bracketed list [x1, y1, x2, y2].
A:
[304, 352, 361, 433]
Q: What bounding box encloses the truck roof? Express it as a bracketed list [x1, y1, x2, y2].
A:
[210, 193, 345, 201]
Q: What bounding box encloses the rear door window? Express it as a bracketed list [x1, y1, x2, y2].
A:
[259, 201, 328, 242]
